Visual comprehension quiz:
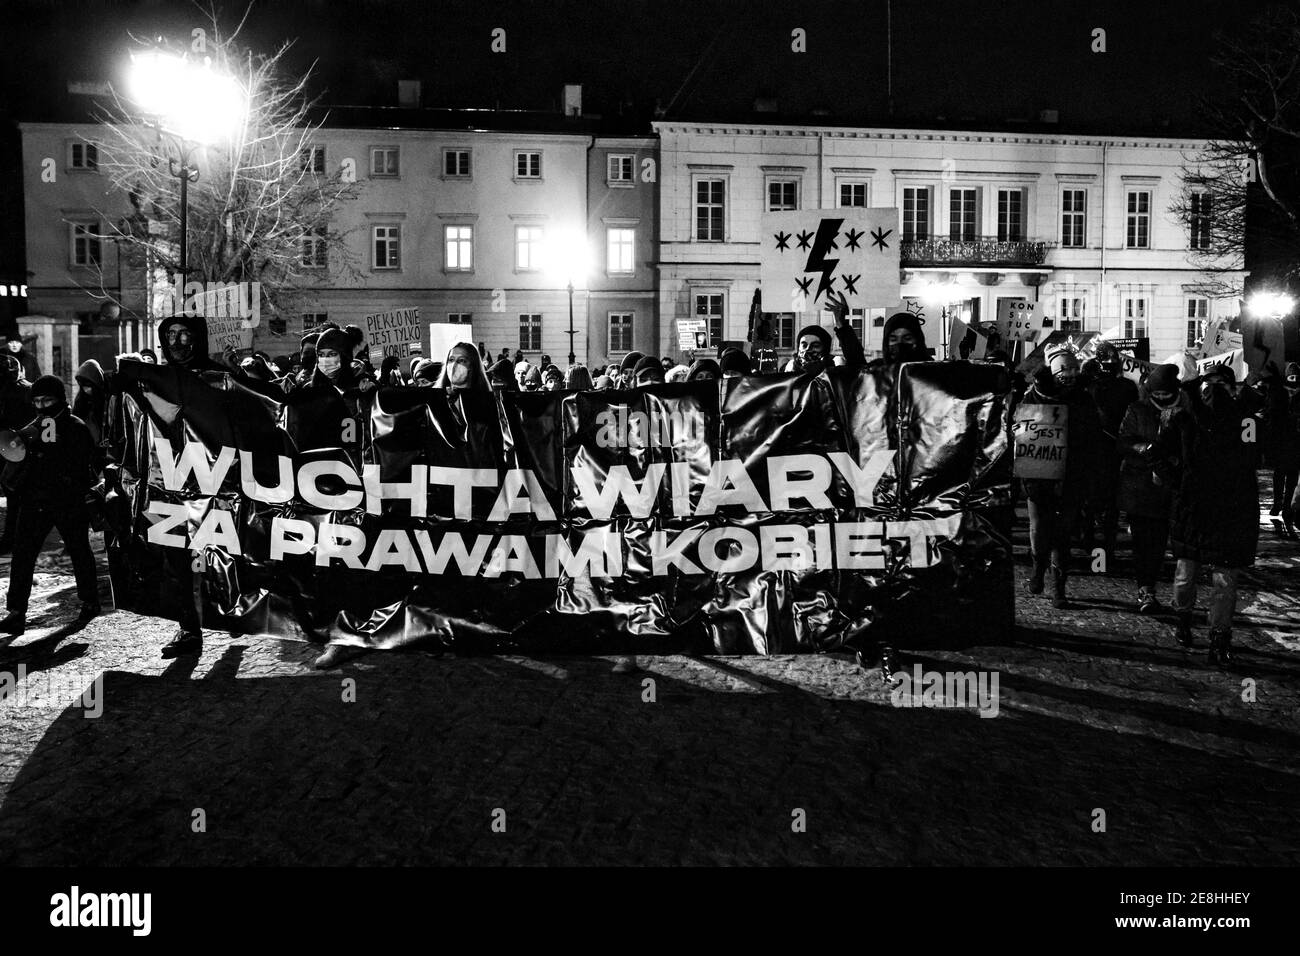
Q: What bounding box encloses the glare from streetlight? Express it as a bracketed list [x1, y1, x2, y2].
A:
[127, 50, 246, 144]
[543, 229, 591, 289]
[1246, 291, 1295, 318]
[920, 280, 951, 307]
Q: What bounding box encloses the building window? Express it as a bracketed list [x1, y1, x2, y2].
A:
[997, 188, 1025, 242]
[902, 187, 930, 241]
[1123, 297, 1149, 338]
[303, 312, 329, 329]
[1186, 297, 1209, 348]
[767, 179, 799, 211]
[515, 151, 542, 179]
[372, 224, 401, 270]
[515, 225, 544, 271]
[519, 313, 543, 351]
[607, 154, 634, 184]
[444, 225, 473, 271]
[1189, 191, 1212, 251]
[70, 221, 102, 267]
[300, 145, 325, 173]
[1058, 297, 1086, 331]
[1061, 188, 1086, 248]
[695, 292, 724, 345]
[607, 227, 635, 274]
[301, 224, 328, 268]
[773, 312, 797, 349]
[838, 181, 869, 208]
[76, 311, 99, 333]
[448, 312, 472, 325]
[695, 178, 725, 241]
[443, 149, 471, 178]
[370, 147, 400, 178]
[609, 312, 634, 352]
[949, 188, 978, 241]
[1126, 190, 1151, 249]
[846, 308, 866, 343]
[70, 142, 98, 170]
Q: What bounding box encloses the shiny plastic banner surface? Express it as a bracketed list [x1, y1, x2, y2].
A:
[104, 362, 1013, 655]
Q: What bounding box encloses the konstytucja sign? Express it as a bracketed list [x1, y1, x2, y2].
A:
[104, 360, 1014, 655]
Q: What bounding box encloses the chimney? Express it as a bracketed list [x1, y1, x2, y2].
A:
[563, 84, 582, 116]
[398, 80, 422, 108]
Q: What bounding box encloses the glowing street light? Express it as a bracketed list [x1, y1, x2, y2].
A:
[1246, 290, 1295, 319]
[126, 49, 247, 280]
[544, 230, 592, 367]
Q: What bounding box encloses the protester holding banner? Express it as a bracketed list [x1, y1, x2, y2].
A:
[0, 376, 100, 636]
[1083, 342, 1139, 569]
[564, 365, 594, 391]
[1116, 364, 1185, 616]
[1155, 365, 1265, 664]
[282, 326, 376, 454]
[1019, 350, 1104, 608]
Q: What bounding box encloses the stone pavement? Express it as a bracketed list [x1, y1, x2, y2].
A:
[0, 495, 1297, 865]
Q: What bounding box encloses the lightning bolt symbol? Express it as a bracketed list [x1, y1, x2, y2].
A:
[804, 218, 844, 305]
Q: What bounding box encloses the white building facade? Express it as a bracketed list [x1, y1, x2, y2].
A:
[653, 121, 1244, 364]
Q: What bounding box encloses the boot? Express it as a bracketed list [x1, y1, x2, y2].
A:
[1050, 566, 1068, 610]
[1207, 629, 1235, 668]
[1174, 612, 1194, 648]
[161, 628, 202, 659]
[313, 643, 371, 670]
[0, 610, 25, 636]
[1025, 560, 1046, 595]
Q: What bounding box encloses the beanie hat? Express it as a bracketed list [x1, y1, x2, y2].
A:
[1200, 363, 1236, 385]
[719, 348, 752, 376]
[1285, 362, 1299, 385]
[316, 327, 351, 357]
[488, 358, 517, 384]
[31, 374, 66, 403]
[687, 358, 722, 381]
[1081, 358, 1101, 378]
[1047, 350, 1080, 374]
[632, 354, 664, 382]
[412, 359, 438, 381]
[795, 325, 832, 352]
[1145, 364, 1180, 392]
[523, 365, 542, 387]
[882, 311, 926, 347]
[620, 350, 646, 372]
[5, 330, 21, 343]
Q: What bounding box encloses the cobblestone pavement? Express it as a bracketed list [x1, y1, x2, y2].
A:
[0, 491, 1297, 865]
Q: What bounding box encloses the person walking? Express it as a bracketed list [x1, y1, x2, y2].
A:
[0, 376, 101, 635]
[5, 331, 40, 383]
[1156, 364, 1265, 665]
[1019, 351, 1104, 609]
[1116, 364, 1184, 615]
[1084, 342, 1139, 570]
[0, 355, 33, 553]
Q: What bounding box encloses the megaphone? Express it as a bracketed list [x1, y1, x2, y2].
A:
[0, 424, 38, 463]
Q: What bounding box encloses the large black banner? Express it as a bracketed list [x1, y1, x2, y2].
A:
[103, 361, 1013, 655]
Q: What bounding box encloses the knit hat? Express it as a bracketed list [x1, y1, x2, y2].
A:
[795, 325, 832, 352]
[632, 354, 664, 383]
[31, 374, 66, 404]
[5, 330, 22, 343]
[487, 358, 517, 389]
[882, 311, 926, 347]
[412, 359, 438, 382]
[620, 350, 646, 373]
[1047, 350, 1080, 374]
[687, 358, 721, 381]
[719, 348, 752, 376]
[1145, 364, 1180, 393]
[523, 365, 542, 387]
[1200, 362, 1236, 385]
[316, 327, 351, 358]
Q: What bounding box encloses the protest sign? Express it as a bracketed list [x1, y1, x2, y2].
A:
[760, 208, 901, 312]
[1194, 319, 1242, 359]
[678, 318, 705, 351]
[1195, 348, 1246, 380]
[364, 306, 422, 362]
[997, 300, 1045, 344]
[1013, 403, 1068, 480]
[1240, 314, 1286, 374]
[428, 322, 467, 364]
[948, 315, 991, 360]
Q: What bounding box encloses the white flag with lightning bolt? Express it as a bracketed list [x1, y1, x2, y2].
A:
[760, 208, 901, 312]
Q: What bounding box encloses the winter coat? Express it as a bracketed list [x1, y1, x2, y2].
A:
[8, 346, 41, 383]
[0, 378, 32, 430]
[1116, 387, 1187, 519]
[1017, 378, 1105, 504]
[72, 359, 110, 449]
[14, 406, 95, 509]
[1157, 385, 1260, 567]
[1270, 387, 1300, 471]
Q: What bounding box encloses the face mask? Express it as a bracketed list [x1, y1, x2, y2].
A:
[317, 356, 342, 377]
[1151, 392, 1177, 408]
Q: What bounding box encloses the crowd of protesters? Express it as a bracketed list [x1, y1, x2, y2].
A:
[0, 299, 1295, 677]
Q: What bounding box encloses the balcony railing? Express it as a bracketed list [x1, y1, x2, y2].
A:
[901, 236, 1053, 267]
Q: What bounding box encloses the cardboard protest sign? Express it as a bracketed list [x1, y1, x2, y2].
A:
[948, 315, 992, 361]
[1013, 403, 1068, 479]
[1195, 348, 1246, 380]
[1194, 319, 1242, 359]
[204, 314, 255, 352]
[365, 306, 422, 363]
[997, 300, 1045, 344]
[760, 208, 901, 312]
[428, 322, 467, 365]
[677, 318, 705, 351]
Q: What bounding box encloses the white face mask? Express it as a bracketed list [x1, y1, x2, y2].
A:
[317, 355, 342, 376]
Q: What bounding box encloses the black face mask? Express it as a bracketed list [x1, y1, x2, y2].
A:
[891, 343, 924, 363]
[1150, 392, 1178, 408]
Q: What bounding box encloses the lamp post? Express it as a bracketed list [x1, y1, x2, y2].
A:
[546, 231, 590, 369]
[126, 49, 245, 285]
[566, 278, 576, 367]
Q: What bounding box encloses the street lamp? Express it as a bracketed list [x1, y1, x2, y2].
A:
[544, 231, 591, 367]
[1246, 290, 1295, 319]
[126, 49, 246, 281]
[920, 279, 953, 352]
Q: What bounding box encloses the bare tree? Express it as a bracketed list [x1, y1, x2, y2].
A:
[86, 5, 363, 335]
[1175, 5, 1300, 300]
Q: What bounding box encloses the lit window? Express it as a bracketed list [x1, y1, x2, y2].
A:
[607, 227, 635, 273]
[1126, 191, 1151, 249]
[515, 226, 544, 270]
[445, 225, 473, 271]
[695, 179, 725, 241]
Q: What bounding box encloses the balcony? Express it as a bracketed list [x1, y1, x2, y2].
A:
[901, 236, 1053, 268]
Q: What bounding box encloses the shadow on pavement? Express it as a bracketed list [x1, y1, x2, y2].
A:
[1, 653, 1298, 866]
